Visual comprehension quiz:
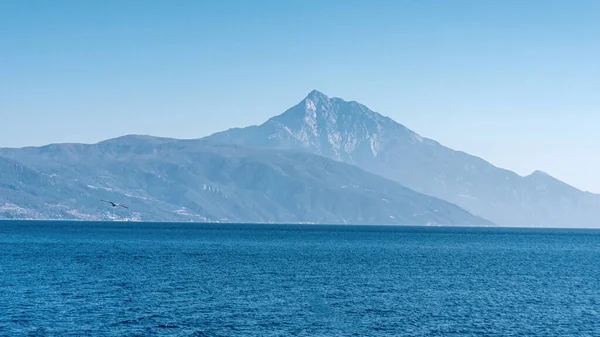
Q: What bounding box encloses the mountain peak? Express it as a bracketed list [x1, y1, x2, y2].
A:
[528, 170, 554, 179]
[300, 91, 384, 121]
[205, 90, 423, 163]
[272, 90, 390, 129]
[305, 89, 329, 101]
[527, 169, 569, 184]
[303, 90, 332, 110]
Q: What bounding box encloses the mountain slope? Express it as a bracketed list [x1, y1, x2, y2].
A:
[0, 137, 492, 226]
[204, 90, 600, 227]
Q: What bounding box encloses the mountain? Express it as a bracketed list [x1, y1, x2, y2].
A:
[0, 136, 492, 226]
[204, 90, 600, 227]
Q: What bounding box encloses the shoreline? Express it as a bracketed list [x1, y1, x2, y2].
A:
[1, 218, 599, 230]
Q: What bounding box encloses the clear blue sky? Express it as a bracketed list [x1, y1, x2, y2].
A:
[2, 0, 599, 192]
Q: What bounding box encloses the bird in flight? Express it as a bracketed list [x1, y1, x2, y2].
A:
[101, 200, 129, 209]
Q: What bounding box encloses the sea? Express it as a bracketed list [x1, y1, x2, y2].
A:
[1, 221, 599, 336]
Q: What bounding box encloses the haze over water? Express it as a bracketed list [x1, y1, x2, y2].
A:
[1, 221, 599, 336]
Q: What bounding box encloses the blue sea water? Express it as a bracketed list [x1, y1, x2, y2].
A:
[1, 221, 599, 336]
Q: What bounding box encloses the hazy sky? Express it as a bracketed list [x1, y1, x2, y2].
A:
[2, 0, 599, 192]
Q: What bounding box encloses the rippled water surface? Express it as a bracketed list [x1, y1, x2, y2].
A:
[1, 221, 600, 336]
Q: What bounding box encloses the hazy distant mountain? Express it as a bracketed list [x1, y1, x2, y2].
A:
[204, 90, 600, 227]
[0, 136, 491, 226]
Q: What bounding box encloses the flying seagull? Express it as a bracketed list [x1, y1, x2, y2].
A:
[101, 200, 129, 209]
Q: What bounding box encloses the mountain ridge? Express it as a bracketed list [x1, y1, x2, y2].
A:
[3, 90, 597, 227]
[203, 90, 600, 227]
[0, 138, 493, 226]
